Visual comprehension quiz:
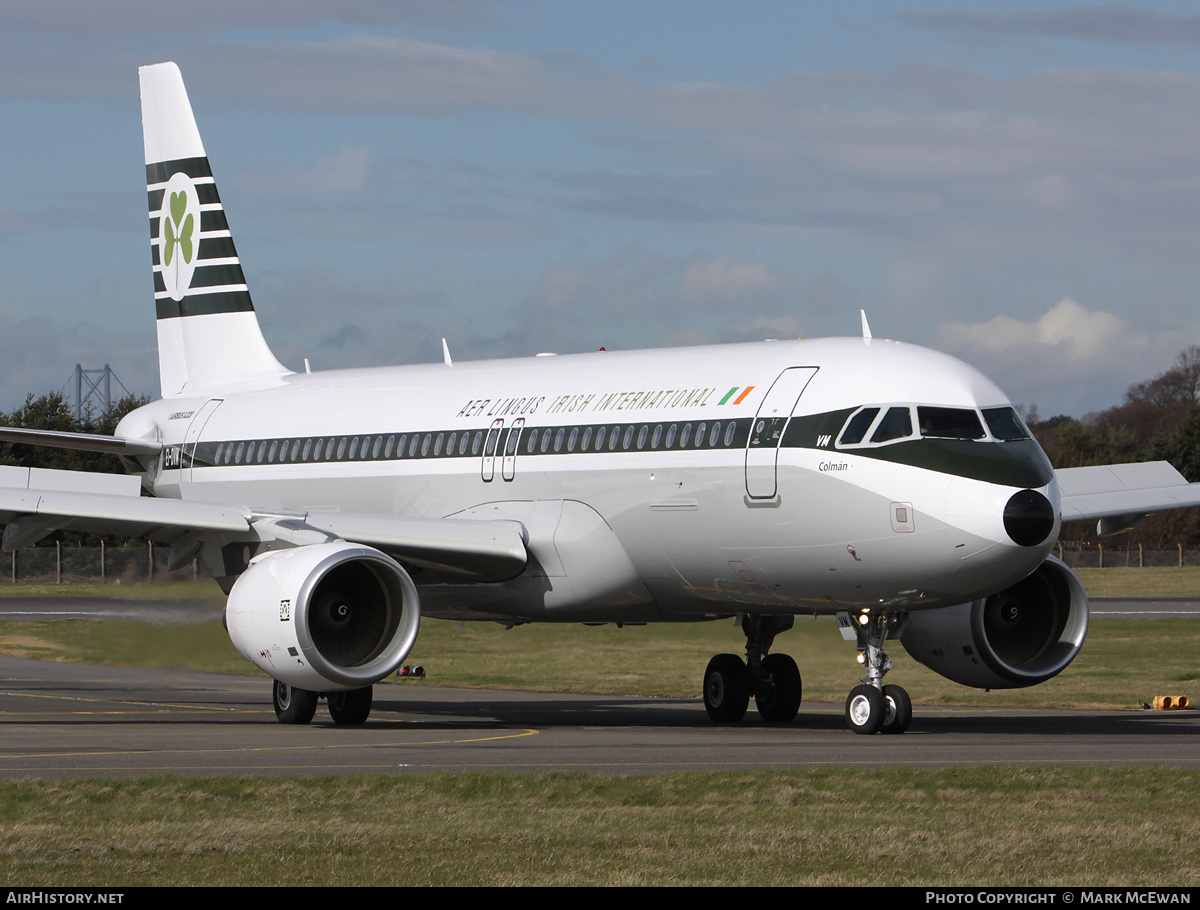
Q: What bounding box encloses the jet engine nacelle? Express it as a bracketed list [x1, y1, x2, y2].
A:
[899, 555, 1088, 689]
[225, 541, 420, 692]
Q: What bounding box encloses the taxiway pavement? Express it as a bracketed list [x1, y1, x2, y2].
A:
[0, 654, 1194, 778]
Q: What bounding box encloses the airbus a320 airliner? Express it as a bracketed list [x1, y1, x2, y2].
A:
[1, 63, 1196, 733]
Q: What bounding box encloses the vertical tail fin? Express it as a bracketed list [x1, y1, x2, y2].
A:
[140, 62, 290, 397]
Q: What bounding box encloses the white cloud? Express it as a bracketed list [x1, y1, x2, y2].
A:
[677, 255, 777, 304]
[937, 297, 1126, 366]
[935, 297, 1200, 416]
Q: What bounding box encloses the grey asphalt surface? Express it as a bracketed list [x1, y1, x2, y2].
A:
[0, 653, 1195, 777]
[0, 595, 1194, 777]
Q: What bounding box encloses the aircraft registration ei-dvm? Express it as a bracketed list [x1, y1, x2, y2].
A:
[2, 62, 1198, 734]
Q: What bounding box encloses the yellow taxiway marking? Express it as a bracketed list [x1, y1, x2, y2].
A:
[0, 728, 539, 762]
[0, 690, 253, 714]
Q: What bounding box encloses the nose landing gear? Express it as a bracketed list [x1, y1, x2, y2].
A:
[839, 611, 912, 735]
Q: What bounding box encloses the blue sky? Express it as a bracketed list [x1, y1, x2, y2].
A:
[3, 1, 1200, 418]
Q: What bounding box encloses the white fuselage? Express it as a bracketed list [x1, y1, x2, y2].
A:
[126, 335, 1059, 622]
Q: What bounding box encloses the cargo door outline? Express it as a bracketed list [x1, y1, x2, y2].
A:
[502, 418, 525, 481]
[481, 418, 504, 482]
[745, 367, 818, 499]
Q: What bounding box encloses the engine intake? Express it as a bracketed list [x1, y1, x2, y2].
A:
[225, 541, 420, 692]
[899, 555, 1088, 689]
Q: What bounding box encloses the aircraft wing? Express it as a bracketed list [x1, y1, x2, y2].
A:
[0, 465, 527, 581]
[1057, 461, 1200, 534]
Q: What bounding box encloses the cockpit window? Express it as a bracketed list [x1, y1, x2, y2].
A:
[982, 407, 1030, 441]
[918, 406, 986, 439]
[871, 407, 913, 443]
[838, 408, 879, 445]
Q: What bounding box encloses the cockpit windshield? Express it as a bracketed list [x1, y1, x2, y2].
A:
[871, 407, 913, 443]
[917, 407, 985, 440]
[981, 407, 1030, 440]
[837, 408, 879, 445]
[835, 404, 1029, 449]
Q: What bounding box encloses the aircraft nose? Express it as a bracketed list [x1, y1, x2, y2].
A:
[1003, 489, 1055, 547]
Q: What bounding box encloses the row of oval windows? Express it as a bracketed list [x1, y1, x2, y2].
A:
[520, 420, 738, 457]
[209, 420, 743, 467]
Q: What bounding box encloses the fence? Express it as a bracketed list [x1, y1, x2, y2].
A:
[9, 541, 1200, 583]
[7, 543, 204, 583]
[1054, 544, 1200, 569]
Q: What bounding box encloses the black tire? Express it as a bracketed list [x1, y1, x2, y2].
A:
[756, 653, 802, 722]
[881, 684, 912, 735]
[844, 684, 885, 735]
[327, 686, 373, 726]
[703, 654, 750, 723]
[273, 680, 317, 725]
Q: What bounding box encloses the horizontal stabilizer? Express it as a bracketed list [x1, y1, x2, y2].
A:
[0, 425, 162, 456]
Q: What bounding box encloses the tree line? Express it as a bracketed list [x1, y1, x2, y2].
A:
[0, 391, 148, 546]
[1027, 345, 1200, 550]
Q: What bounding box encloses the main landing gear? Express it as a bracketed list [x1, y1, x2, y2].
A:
[272, 680, 374, 726]
[703, 615, 803, 723]
[840, 611, 912, 735]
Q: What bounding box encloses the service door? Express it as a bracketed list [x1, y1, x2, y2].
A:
[744, 367, 818, 499]
[502, 418, 525, 481]
[481, 418, 504, 482]
[182, 399, 223, 481]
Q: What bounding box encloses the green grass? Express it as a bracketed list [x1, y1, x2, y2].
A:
[0, 769, 1197, 886]
[1, 612, 1193, 710]
[1073, 565, 1200, 598]
[0, 578, 223, 600]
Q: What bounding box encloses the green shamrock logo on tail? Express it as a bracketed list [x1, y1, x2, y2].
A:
[163, 191, 194, 282]
[159, 172, 200, 302]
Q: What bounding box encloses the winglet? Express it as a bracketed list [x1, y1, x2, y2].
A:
[861, 309, 872, 341]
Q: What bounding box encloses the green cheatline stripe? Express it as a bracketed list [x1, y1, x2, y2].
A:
[188, 263, 247, 289]
[151, 236, 237, 267]
[151, 208, 230, 241]
[156, 290, 255, 319]
[718, 387, 739, 405]
[153, 263, 247, 294]
[199, 209, 229, 233]
[148, 183, 221, 212]
[146, 156, 213, 184]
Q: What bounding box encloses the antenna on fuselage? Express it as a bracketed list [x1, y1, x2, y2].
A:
[442, 338, 454, 367]
[860, 310, 872, 341]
